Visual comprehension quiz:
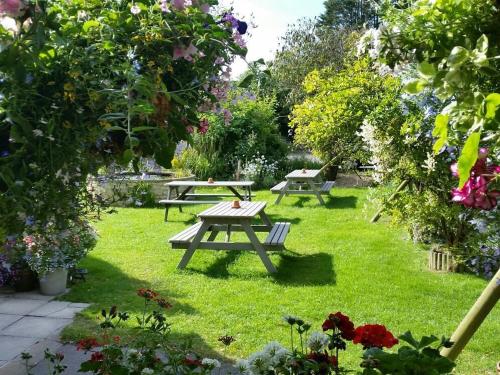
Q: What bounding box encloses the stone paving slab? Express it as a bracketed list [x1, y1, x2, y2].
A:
[10, 292, 55, 301]
[0, 336, 39, 361]
[3, 316, 72, 339]
[0, 299, 47, 315]
[48, 306, 85, 319]
[0, 314, 22, 330]
[28, 301, 71, 317]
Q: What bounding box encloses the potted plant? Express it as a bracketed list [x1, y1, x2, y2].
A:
[23, 220, 97, 295]
[1, 238, 38, 292]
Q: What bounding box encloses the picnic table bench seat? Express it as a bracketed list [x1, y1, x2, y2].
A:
[264, 222, 290, 249]
[169, 222, 203, 245]
[320, 181, 335, 194]
[159, 199, 220, 206]
[271, 181, 335, 195]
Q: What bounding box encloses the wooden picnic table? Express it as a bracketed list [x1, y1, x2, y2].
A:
[271, 169, 334, 205]
[159, 180, 254, 221]
[169, 201, 291, 273]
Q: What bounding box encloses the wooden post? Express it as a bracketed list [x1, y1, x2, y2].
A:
[441, 268, 499, 361]
[370, 180, 409, 223]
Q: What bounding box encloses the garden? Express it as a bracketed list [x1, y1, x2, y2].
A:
[0, 0, 499, 374]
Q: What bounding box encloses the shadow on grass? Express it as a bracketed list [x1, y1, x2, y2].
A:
[67, 256, 198, 316]
[272, 252, 336, 286]
[292, 196, 312, 208]
[324, 195, 357, 209]
[266, 214, 302, 225]
[188, 251, 244, 279]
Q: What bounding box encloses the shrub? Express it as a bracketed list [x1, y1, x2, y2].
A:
[181, 94, 288, 180]
[290, 58, 387, 168]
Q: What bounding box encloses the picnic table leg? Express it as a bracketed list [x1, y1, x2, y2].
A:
[247, 186, 252, 201]
[178, 221, 210, 269]
[275, 180, 291, 205]
[175, 187, 182, 213]
[228, 186, 245, 201]
[308, 179, 325, 205]
[259, 211, 273, 230]
[207, 229, 220, 241]
[225, 224, 232, 242]
[241, 220, 277, 273]
[164, 187, 172, 222]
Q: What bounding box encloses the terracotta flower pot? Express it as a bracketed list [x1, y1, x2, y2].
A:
[207, 177, 214, 184]
[231, 200, 241, 209]
[302, 168, 307, 174]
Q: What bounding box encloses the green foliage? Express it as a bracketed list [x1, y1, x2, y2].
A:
[377, 0, 500, 186]
[362, 332, 455, 374]
[272, 19, 355, 108]
[0, 0, 243, 235]
[126, 181, 157, 208]
[290, 58, 389, 167]
[182, 95, 288, 179]
[318, 0, 380, 28]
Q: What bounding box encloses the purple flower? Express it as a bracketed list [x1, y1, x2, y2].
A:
[172, 0, 186, 10]
[237, 20, 248, 35]
[160, 0, 170, 12]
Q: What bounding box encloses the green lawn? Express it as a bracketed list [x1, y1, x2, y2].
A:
[62, 188, 499, 374]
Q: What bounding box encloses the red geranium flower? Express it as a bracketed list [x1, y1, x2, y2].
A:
[137, 288, 158, 300]
[183, 357, 202, 367]
[90, 351, 105, 362]
[307, 352, 338, 367]
[322, 312, 355, 340]
[353, 324, 398, 349]
[156, 298, 173, 309]
[76, 337, 100, 351]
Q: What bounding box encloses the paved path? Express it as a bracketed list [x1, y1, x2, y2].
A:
[0, 291, 89, 374]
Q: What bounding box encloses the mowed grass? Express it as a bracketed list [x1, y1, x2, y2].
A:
[61, 188, 499, 374]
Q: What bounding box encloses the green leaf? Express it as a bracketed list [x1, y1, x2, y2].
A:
[122, 149, 134, 165]
[418, 335, 439, 349]
[476, 35, 488, 54]
[432, 114, 449, 154]
[254, 58, 265, 65]
[132, 126, 157, 133]
[404, 79, 426, 94]
[447, 46, 469, 67]
[457, 132, 480, 187]
[417, 61, 436, 78]
[238, 74, 254, 88]
[398, 331, 419, 349]
[483, 93, 500, 119]
[82, 20, 100, 32]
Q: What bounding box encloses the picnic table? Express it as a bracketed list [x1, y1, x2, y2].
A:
[169, 201, 291, 273]
[159, 180, 254, 221]
[271, 169, 335, 205]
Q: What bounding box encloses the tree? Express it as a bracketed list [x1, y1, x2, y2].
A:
[272, 19, 355, 109]
[290, 58, 388, 167]
[318, 0, 380, 29]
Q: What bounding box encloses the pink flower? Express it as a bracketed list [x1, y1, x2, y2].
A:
[214, 57, 225, 65]
[200, 3, 210, 13]
[172, 43, 198, 62]
[172, 0, 186, 10]
[0, 0, 23, 16]
[478, 147, 488, 159]
[198, 118, 209, 134]
[450, 162, 458, 177]
[186, 125, 194, 134]
[159, 0, 170, 12]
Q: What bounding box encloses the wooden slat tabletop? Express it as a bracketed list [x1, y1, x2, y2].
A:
[165, 180, 254, 187]
[198, 201, 266, 218]
[285, 169, 321, 179]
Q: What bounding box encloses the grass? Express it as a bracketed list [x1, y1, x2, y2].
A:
[61, 188, 499, 374]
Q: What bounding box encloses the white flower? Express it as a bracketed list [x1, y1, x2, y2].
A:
[248, 351, 271, 375]
[201, 358, 221, 368]
[307, 332, 330, 352]
[33, 129, 44, 137]
[235, 359, 251, 375]
[130, 4, 141, 14]
[262, 341, 285, 357]
[0, 16, 19, 35]
[141, 369, 154, 375]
